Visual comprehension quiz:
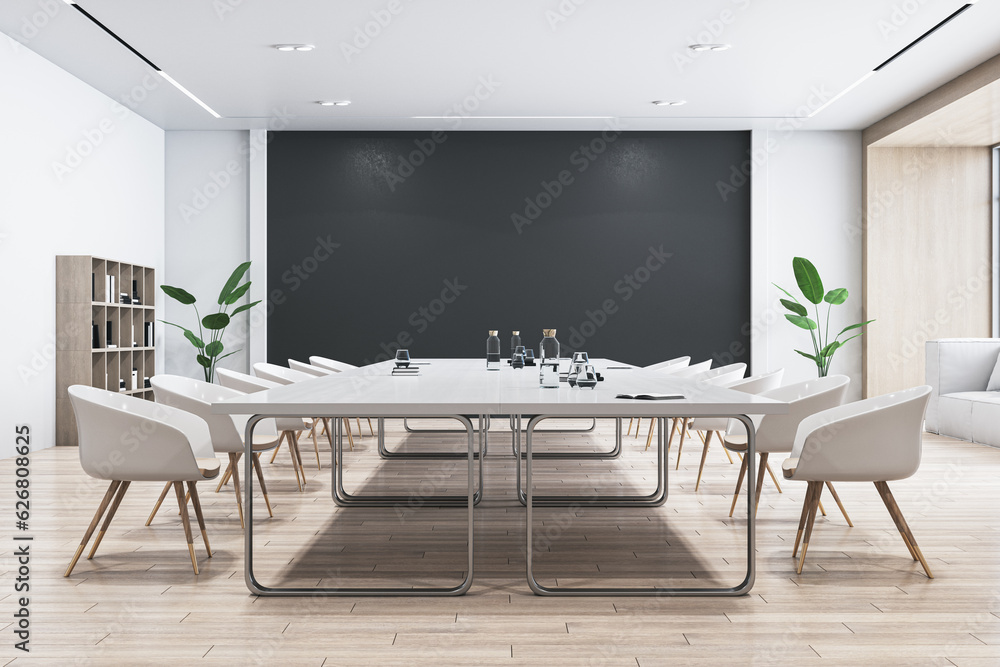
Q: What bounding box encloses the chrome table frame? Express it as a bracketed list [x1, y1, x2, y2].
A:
[242, 412, 476, 597]
[524, 412, 758, 597]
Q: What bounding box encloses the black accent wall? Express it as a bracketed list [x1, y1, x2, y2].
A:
[266, 131, 750, 368]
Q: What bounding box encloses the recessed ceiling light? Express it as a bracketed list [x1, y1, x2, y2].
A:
[318, 101, 351, 106]
[274, 44, 315, 52]
[652, 100, 686, 106]
[688, 43, 731, 52]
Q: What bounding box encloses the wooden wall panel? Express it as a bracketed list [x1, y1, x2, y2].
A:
[863, 147, 992, 397]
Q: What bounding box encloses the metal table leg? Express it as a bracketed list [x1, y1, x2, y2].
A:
[243, 413, 476, 597]
[337, 415, 484, 507]
[525, 413, 757, 596]
[510, 416, 622, 460]
[516, 416, 662, 507]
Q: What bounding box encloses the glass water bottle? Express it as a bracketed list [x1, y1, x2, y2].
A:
[486, 330, 501, 370]
[539, 329, 560, 360]
[510, 331, 522, 357]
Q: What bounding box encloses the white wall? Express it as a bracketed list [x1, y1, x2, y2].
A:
[752, 130, 864, 400]
[0, 32, 165, 456]
[164, 131, 256, 380]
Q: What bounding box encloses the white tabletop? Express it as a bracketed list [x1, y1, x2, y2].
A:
[213, 358, 787, 418]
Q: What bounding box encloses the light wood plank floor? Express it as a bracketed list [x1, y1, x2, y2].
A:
[2, 420, 999, 665]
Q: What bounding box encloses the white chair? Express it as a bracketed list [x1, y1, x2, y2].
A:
[254, 362, 361, 448]
[289, 358, 334, 376]
[783, 385, 933, 578]
[643, 362, 747, 452]
[642, 356, 691, 372]
[151, 375, 279, 528]
[65, 385, 218, 576]
[632, 359, 710, 438]
[686, 369, 785, 490]
[669, 363, 749, 466]
[724, 375, 851, 519]
[309, 356, 359, 373]
[217, 368, 313, 490]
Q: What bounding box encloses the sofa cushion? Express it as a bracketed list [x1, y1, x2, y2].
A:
[973, 400, 1000, 445]
[936, 395, 973, 441]
[988, 351, 1000, 391]
[943, 391, 1000, 404]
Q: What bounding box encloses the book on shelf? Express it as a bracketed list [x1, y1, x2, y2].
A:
[144, 321, 154, 347]
[106, 320, 113, 347]
[615, 392, 685, 400]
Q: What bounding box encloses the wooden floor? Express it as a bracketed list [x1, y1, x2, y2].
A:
[2, 420, 1000, 666]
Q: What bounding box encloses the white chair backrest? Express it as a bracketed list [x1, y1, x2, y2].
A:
[667, 360, 713, 378]
[309, 356, 358, 373]
[289, 359, 333, 376]
[644, 356, 691, 372]
[217, 368, 279, 393]
[253, 362, 314, 385]
[700, 362, 747, 386]
[151, 375, 245, 453]
[791, 385, 931, 482]
[728, 368, 785, 395]
[68, 385, 210, 482]
[753, 375, 851, 453]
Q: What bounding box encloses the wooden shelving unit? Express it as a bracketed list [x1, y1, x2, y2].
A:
[56, 255, 156, 446]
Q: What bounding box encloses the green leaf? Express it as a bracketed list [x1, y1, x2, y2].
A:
[184, 329, 205, 349]
[160, 285, 196, 305]
[224, 282, 251, 305]
[837, 319, 875, 336]
[218, 262, 252, 305]
[820, 341, 842, 358]
[202, 312, 231, 330]
[785, 314, 818, 330]
[215, 349, 241, 362]
[795, 350, 819, 363]
[196, 354, 212, 368]
[230, 300, 261, 317]
[824, 288, 849, 305]
[772, 283, 800, 302]
[205, 340, 223, 357]
[792, 257, 824, 304]
[780, 299, 808, 316]
[837, 332, 863, 346]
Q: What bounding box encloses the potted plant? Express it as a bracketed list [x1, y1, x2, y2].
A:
[775, 257, 873, 377]
[160, 261, 261, 383]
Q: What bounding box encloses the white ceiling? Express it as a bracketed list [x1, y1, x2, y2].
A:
[3, 0, 1000, 131]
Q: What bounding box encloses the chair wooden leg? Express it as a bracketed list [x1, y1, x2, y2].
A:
[367, 418, 375, 436]
[792, 481, 818, 558]
[675, 420, 689, 470]
[216, 459, 233, 492]
[343, 418, 355, 451]
[281, 431, 302, 491]
[86, 481, 130, 560]
[356, 417, 362, 435]
[187, 481, 211, 558]
[145, 481, 173, 526]
[626, 417, 634, 436]
[66, 481, 121, 577]
[644, 418, 656, 451]
[290, 431, 307, 488]
[251, 453, 273, 517]
[825, 481, 853, 527]
[718, 432, 734, 464]
[797, 481, 824, 574]
[766, 462, 783, 493]
[310, 421, 322, 470]
[269, 436, 283, 463]
[633, 417, 641, 439]
[695, 432, 712, 492]
[754, 453, 769, 517]
[875, 481, 933, 578]
[729, 454, 749, 517]
[173, 482, 199, 575]
[229, 453, 244, 529]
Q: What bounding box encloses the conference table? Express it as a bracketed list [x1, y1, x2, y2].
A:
[214, 358, 787, 597]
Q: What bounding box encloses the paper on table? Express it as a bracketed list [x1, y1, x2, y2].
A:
[615, 393, 684, 400]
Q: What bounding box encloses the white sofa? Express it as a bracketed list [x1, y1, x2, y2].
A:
[925, 338, 1000, 446]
